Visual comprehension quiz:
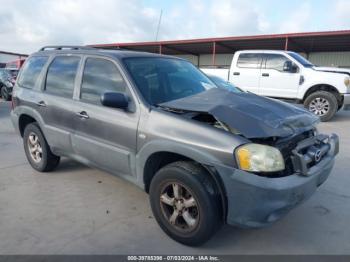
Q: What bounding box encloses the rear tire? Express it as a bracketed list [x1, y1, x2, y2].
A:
[304, 91, 338, 122]
[149, 161, 221, 246]
[23, 123, 60, 172]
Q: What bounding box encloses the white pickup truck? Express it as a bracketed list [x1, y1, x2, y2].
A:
[203, 50, 350, 121]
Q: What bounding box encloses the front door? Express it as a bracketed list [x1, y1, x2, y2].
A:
[72, 57, 139, 176]
[259, 54, 300, 98]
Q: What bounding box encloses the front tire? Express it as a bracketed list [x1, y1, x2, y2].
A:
[149, 161, 221, 246]
[23, 123, 60, 172]
[304, 91, 338, 122]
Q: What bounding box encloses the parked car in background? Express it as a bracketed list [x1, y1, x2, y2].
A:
[11, 46, 338, 246]
[205, 50, 350, 121]
[0, 69, 16, 101]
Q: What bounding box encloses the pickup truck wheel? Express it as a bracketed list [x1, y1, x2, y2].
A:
[149, 161, 221, 246]
[304, 91, 338, 122]
[23, 123, 60, 172]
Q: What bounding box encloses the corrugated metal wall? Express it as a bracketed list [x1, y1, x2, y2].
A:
[173, 54, 198, 65]
[308, 52, 350, 68]
[176, 51, 350, 69]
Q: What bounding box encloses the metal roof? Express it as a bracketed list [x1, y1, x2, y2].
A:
[91, 30, 350, 55]
[0, 50, 28, 57]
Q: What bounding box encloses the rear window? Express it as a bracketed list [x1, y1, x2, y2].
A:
[237, 53, 263, 69]
[45, 56, 80, 98]
[18, 56, 48, 89]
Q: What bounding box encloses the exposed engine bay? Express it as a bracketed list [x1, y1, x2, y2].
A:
[159, 88, 331, 178]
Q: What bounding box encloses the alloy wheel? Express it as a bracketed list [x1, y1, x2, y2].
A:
[159, 182, 199, 232]
[27, 132, 43, 163]
[309, 97, 330, 116]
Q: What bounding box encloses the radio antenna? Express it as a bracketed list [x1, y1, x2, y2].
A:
[155, 9, 163, 41]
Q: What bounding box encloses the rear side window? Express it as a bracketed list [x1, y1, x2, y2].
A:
[237, 53, 263, 69]
[18, 56, 48, 89]
[264, 54, 290, 71]
[45, 56, 80, 98]
[80, 58, 127, 104]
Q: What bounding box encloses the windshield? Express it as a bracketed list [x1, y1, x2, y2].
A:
[207, 75, 242, 93]
[288, 52, 314, 67]
[123, 57, 216, 105]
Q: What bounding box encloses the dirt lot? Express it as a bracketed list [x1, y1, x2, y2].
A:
[0, 100, 349, 254]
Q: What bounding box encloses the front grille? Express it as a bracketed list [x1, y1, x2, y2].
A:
[252, 130, 314, 178]
[289, 134, 331, 176]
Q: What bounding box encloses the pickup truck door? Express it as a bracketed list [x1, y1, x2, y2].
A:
[259, 54, 300, 98]
[229, 53, 263, 94]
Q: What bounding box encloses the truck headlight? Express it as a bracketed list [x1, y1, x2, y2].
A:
[235, 144, 285, 172]
[344, 77, 350, 87]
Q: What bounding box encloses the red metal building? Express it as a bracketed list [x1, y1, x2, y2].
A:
[91, 30, 350, 68]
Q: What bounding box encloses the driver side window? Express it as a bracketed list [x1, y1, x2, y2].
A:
[80, 58, 127, 105]
[264, 54, 291, 71]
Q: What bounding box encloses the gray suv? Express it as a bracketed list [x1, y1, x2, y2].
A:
[11, 46, 339, 246]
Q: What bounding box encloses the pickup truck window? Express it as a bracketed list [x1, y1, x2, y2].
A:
[81, 58, 127, 105]
[264, 54, 290, 71]
[18, 56, 48, 89]
[45, 56, 80, 98]
[237, 53, 263, 69]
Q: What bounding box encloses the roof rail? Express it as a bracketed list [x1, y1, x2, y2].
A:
[38, 46, 97, 51]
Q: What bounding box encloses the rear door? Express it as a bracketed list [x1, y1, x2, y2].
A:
[230, 53, 263, 94]
[72, 56, 139, 177]
[40, 55, 82, 154]
[259, 54, 300, 98]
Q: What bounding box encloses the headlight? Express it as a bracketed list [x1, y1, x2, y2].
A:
[235, 143, 285, 172]
[344, 77, 350, 87]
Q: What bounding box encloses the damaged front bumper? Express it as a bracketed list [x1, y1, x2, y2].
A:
[214, 133, 339, 228]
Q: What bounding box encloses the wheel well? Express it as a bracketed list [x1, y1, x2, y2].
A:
[144, 152, 190, 193]
[303, 84, 342, 106]
[143, 152, 227, 221]
[18, 114, 36, 137]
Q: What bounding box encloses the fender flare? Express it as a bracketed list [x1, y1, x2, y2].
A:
[135, 139, 221, 185]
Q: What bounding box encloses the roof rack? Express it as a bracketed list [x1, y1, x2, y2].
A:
[39, 46, 97, 51]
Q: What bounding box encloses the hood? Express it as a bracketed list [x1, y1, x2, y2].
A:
[313, 66, 350, 76]
[160, 88, 319, 139]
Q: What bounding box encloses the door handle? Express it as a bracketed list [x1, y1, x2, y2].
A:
[233, 72, 240, 75]
[36, 101, 47, 107]
[76, 111, 89, 119]
[262, 73, 269, 77]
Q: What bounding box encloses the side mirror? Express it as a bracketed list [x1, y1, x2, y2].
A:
[101, 92, 129, 110]
[283, 61, 298, 73]
[283, 61, 292, 72]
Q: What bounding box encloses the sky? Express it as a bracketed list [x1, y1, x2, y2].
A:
[0, 0, 349, 54]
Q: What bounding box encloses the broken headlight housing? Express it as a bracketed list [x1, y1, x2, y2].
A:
[235, 143, 285, 172]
